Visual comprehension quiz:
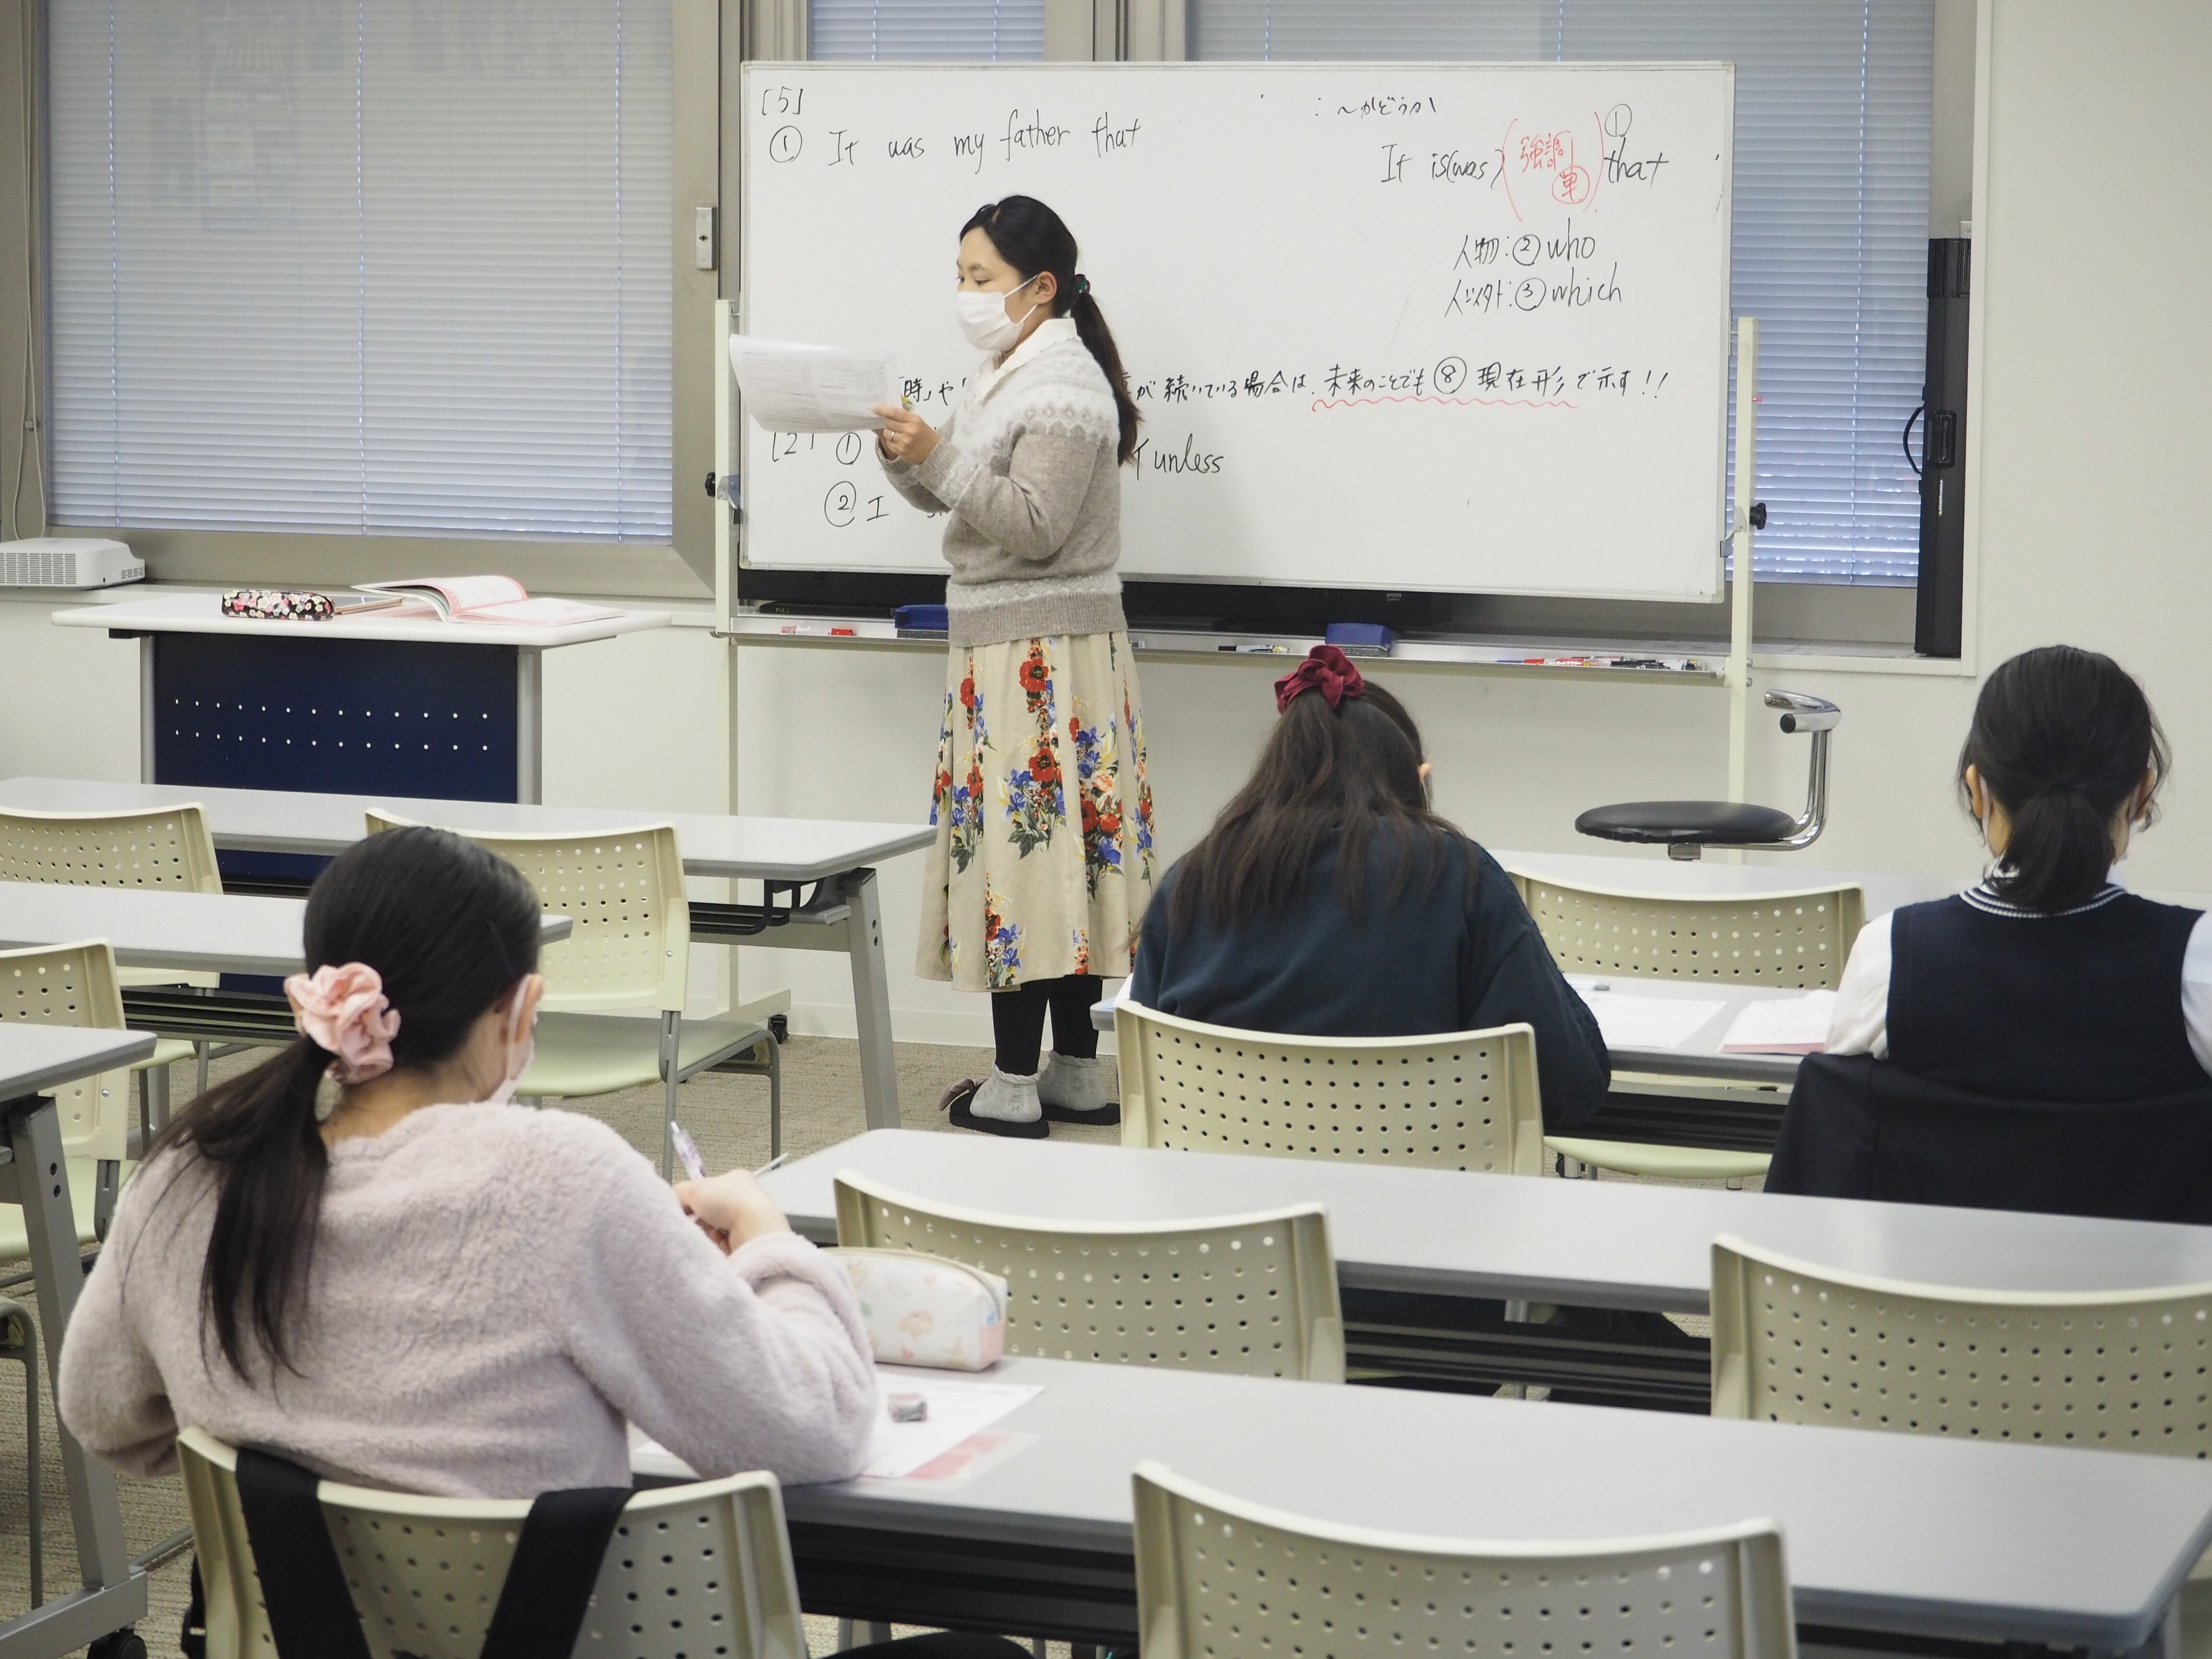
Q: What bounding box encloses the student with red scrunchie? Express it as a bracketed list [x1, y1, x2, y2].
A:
[1128, 645, 1609, 1132]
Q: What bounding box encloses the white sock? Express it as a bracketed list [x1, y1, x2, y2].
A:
[970, 1066, 1043, 1123]
[1038, 1053, 1114, 1113]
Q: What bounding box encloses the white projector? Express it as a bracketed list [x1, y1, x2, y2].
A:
[0, 538, 145, 589]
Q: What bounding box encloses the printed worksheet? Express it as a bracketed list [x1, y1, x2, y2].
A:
[729, 337, 895, 433]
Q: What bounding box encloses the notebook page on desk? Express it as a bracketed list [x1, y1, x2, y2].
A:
[1719, 991, 1836, 1054]
[1566, 978, 1727, 1049]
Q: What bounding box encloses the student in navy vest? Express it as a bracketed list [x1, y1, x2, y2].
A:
[1128, 646, 1610, 1131]
[1826, 645, 2209, 1097]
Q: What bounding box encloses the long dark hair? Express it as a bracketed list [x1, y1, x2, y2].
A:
[962, 195, 1142, 465]
[1169, 677, 1467, 932]
[1959, 645, 2168, 912]
[148, 827, 541, 1376]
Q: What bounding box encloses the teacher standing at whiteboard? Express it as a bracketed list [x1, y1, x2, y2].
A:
[873, 195, 1153, 1138]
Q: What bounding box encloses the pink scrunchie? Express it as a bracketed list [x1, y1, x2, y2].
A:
[285, 962, 401, 1085]
[1274, 644, 1367, 714]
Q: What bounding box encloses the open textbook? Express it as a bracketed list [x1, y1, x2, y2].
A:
[355, 576, 622, 627]
[729, 337, 895, 433]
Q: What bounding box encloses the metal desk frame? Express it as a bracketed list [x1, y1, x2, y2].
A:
[0, 1028, 156, 1658]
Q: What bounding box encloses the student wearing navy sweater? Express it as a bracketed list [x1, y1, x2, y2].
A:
[1130, 646, 1609, 1130]
[1826, 644, 2211, 1095]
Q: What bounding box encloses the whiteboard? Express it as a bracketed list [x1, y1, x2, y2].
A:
[739, 62, 1733, 602]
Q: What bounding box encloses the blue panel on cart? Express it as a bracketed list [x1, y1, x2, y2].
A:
[152, 632, 519, 801]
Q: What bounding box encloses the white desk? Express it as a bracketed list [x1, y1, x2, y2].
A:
[635, 1353, 2212, 1652]
[51, 589, 670, 651]
[0, 1026, 156, 1658]
[52, 590, 670, 807]
[0, 881, 572, 979]
[766, 1129, 2212, 1403]
[0, 779, 932, 1130]
[767, 1130, 2212, 1313]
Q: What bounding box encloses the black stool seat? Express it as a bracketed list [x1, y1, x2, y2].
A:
[1574, 800, 1801, 848]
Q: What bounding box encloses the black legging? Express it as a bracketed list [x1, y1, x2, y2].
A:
[990, 974, 1102, 1075]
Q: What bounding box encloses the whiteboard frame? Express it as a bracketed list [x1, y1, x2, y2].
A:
[735, 60, 1735, 606]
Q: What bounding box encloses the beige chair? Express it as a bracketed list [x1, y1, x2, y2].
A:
[176, 1426, 809, 1659]
[1133, 1461, 1798, 1659]
[0, 803, 216, 1115]
[1710, 1233, 2212, 1452]
[1114, 993, 1544, 1175]
[0, 802, 224, 892]
[367, 811, 779, 1175]
[0, 939, 149, 1255]
[1514, 872, 1865, 1186]
[835, 1168, 1346, 1382]
[1708, 1233, 2212, 1657]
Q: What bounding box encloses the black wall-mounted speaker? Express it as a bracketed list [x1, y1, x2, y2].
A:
[1914, 238, 1970, 658]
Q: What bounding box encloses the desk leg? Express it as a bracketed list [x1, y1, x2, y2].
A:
[138, 637, 156, 786]
[4, 1093, 134, 1600]
[844, 870, 902, 1132]
[517, 648, 543, 805]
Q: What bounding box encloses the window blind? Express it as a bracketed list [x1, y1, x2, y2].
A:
[47, 0, 672, 542]
[811, 0, 1046, 62]
[1190, 0, 1933, 586]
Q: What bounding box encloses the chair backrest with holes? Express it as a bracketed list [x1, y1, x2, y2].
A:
[0, 803, 224, 892]
[834, 1170, 1345, 1382]
[366, 811, 689, 1012]
[1710, 1235, 2212, 1456]
[1515, 876, 1865, 989]
[175, 1426, 809, 1659]
[0, 939, 131, 1160]
[1132, 1461, 1797, 1659]
[1113, 995, 1543, 1174]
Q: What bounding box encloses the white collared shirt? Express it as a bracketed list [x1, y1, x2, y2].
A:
[1827, 878, 2212, 1075]
[967, 314, 1080, 406]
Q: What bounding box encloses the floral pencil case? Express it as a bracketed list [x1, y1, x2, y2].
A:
[223, 588, 335, 621]
[827, 1249, 1008, 1371]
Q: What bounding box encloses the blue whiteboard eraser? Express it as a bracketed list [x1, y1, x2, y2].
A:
[895, 604, 949, 637]
[1325, 622, 1395, 657]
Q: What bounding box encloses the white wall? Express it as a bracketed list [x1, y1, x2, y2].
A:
[7, 1, 2208, 1051]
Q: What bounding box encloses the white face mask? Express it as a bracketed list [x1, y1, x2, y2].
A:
[956, 274, 1042, 353]
[485, 986, 537, 1107]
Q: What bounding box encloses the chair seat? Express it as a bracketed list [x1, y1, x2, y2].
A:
[1574, 800, 1800, 847]
[519, 1011, 771, 1099]
[0, 1157, 132, 1258]
[1544, 1135, 1773, 1183]
[116, 966, 220, 990]
[138, 1036, 197, 1072]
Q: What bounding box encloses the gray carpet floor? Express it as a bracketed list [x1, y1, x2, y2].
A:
[0, 1036, 1716, 1655]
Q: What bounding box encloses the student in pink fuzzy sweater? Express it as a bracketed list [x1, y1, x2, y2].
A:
[59, 825, 877, 1501]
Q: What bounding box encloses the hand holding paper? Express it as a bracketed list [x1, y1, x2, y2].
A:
[729, 336, 895, 433]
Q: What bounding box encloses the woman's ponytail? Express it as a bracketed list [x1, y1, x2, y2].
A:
[1959, 645, 2168, 912]
[149, 827, 542, 1376]
[962, 196, 1143, 464]
[1065, 279, 1142, 465]
[160, 1040, 333, 1377]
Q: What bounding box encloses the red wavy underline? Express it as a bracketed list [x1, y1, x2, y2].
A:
[1308, 393, 1580, 411]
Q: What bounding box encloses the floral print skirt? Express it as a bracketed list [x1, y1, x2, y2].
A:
[919, 631, 1157, 991]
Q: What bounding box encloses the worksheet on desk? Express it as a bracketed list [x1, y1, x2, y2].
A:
[1566, 978, 1726, 1049]
[865, 1376, 1040, 1479]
